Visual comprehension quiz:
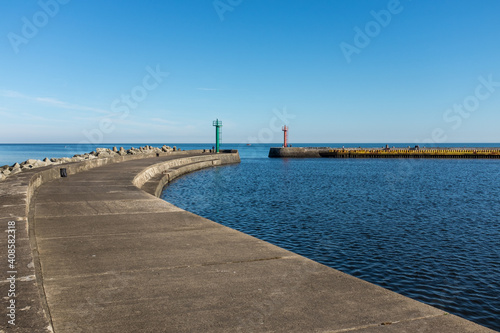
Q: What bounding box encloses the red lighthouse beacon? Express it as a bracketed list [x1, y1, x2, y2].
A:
[282, 125, 288, 147]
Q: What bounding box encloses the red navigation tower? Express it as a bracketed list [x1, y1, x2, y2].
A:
[282, 125, 288, 147]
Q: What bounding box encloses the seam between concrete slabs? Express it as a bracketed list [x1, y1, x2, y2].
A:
[42, 256, 296, 281]
[36, 225, 225, 240]
[34, 210, 185, 218]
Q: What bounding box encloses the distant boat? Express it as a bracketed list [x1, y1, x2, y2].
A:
[246, 144, 252, 146]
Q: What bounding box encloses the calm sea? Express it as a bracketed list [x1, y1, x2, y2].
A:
[162, 143, 500, 331]
[2, 143, 499, 330]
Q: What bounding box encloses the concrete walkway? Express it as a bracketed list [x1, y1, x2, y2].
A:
[2, 152, 495, 332]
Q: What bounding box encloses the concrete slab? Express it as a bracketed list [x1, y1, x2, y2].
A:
[342, 314, 494, 333]
[0, 193, 27, 206]
[0, 204, 27, 220]
[37, 226, 292, 278]
[35, 198, 183, 218]
[42, 258, 456, 333]
[36, 184, 139, 194]
[0, 281, 51, 332]
[35, 211, 226, 238]
[33, 190, 151, 203]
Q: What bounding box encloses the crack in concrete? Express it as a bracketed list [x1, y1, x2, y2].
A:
[322, 313, 448, 332]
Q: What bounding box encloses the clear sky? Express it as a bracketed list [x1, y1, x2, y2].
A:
[1, 0, 500, 144]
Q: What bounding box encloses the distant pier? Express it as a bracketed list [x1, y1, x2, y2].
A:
[269, 146, 500, 158]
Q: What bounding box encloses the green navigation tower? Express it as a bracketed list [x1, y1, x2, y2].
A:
[213, 119, 222, 153]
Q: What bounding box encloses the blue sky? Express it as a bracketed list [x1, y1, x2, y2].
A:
[1, 0, 500, 144]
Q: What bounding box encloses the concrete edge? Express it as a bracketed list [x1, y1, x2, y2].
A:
[134, 152, 241, 197]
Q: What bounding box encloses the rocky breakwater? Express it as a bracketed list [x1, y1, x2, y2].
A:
[0, 145, 178, 182]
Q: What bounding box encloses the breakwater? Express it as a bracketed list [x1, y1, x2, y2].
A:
[0, 148, 240, 331]
[269, 146, 500, 158]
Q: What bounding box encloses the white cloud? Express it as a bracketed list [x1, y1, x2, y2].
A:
[34, 97, 66, 105]
[20, 112, 75, 123]
[0, 110, 17, 118]
[0, 90, 25, 98]
[197, 88, 219, 91]
[0, 90, 110, 115]
[150, 118, 179, 125]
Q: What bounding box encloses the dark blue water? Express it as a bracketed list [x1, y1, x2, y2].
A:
[162, 145, 500, 331]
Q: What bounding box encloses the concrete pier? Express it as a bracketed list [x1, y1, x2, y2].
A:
[0, 150, 496, 332]
[269, 146, 500, 158]
[269, 147, 330, 158]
